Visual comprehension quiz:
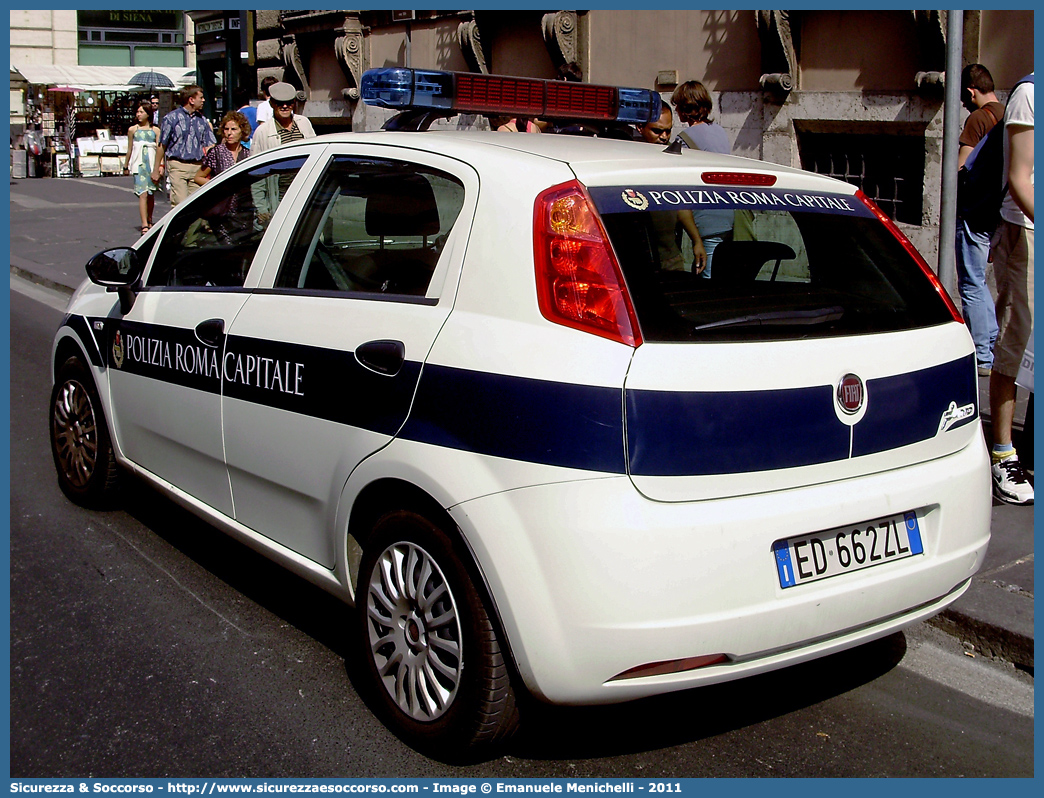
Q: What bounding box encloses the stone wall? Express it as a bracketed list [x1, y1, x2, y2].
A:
[10, 9, 78, 66]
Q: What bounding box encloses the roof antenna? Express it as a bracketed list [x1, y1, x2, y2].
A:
[663, 137, 685, 155]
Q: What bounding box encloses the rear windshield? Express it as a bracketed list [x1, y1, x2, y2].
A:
[590, 185, 955, 342]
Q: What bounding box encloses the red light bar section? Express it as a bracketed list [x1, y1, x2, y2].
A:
[701, 172, 778, 187]
[545, 82, 615, 119]
[455, 73, 547, 116]
[453, 72, 619, 120]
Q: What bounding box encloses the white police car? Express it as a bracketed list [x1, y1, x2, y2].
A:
[50, 68, 991, 755]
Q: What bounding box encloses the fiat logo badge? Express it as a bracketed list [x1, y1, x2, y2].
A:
[837, 374, 864, 414]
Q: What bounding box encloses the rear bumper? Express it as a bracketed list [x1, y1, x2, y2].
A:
[450, 431, 991, 704]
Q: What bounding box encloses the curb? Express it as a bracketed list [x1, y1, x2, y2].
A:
[928, 609, 1034, 672]
[11, 264, 76, 297]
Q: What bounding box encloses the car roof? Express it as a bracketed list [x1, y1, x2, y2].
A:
[268, 129, 854, 194]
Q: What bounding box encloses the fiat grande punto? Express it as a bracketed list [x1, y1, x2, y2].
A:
[50, 68, 991, 756]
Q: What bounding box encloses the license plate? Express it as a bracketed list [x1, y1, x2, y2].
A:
[773, 511, 923, 588]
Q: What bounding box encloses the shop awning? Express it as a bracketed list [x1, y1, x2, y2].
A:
[12, 64, 195, 92]
[47, 84, 139, 93]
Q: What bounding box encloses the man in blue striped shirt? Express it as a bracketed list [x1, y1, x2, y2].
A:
[151, 84, 216, 206]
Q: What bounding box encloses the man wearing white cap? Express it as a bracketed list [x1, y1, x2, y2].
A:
[249, 82, 317, 226]
[250, 82, 316, 155]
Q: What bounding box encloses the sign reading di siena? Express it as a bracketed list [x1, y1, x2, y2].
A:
[590, 186, 874, 217]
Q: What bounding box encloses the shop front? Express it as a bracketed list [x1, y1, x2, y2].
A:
[11, 65, 193, 178]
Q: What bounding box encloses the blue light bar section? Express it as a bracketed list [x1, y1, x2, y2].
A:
[617, 88, 662, 125]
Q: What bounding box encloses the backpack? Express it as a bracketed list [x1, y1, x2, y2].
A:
[957, 74, 1034, 232]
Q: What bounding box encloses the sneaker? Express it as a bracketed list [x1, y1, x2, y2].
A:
[991, 454, 1034, 505]
[977, 364, 992, 378]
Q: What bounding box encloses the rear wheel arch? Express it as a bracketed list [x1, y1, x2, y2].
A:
[346, 479, 504, 617]
[344, 478, 524, 679]
[347, 479, 456, 556]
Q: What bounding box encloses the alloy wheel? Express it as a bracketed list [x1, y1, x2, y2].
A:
[52, 380, 99, 488]
[365, 541, 463, 721]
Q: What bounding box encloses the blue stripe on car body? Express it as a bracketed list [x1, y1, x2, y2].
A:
[625, 353, 976, 476]
[626, 383, 847, 476]
[58, 314, 105, 368]
[853, 356, 978, 455]
[64, 315, 977, 477]
[398, 364, 628, 474]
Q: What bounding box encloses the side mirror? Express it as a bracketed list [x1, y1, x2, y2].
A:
[85, 247, 143, 287]
[85, 248, 143, 315]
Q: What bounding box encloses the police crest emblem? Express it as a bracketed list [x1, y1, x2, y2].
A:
[621, 189, 649, 211]
[112, 330, 125, 369]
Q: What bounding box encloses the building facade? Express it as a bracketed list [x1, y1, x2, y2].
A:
[11, 9, 194, 68]
[246, 8, 1033, 263]
[10, 9, 78, 67]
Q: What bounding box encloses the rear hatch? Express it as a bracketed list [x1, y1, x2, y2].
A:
[579, 165, 977, 502]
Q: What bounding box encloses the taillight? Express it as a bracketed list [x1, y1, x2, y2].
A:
[856, 191, 964, 323]
[533, 181, 642, 347]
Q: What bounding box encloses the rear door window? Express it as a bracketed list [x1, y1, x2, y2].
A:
[275, 157, 465, 298]
[590, 186, 955, 342]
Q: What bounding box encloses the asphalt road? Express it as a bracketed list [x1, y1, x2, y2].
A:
[8, 280, 1035, 778]
[9, 174, 169, 293]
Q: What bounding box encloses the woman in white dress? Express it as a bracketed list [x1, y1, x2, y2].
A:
[123, 102, 160, 235]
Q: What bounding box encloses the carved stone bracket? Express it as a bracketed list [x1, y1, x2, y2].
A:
[541, 11, 579, 74]
[756, 10, 795, 100]
[760, 73, 793, 93]
[914, 71, 945, 93]
[335, 15, 365, 101]
[281, 35, 309, 100]
[458, 18, 488, 74]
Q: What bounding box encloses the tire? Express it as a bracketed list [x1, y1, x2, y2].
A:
[49, 355, 119, 506]
[357, 510, 519, 756]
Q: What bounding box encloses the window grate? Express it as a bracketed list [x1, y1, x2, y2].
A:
[798, 132, 924, 226]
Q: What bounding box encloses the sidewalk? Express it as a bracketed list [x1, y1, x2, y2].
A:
[9, 172, 1035, 673]
[930, 374, 1034, 672]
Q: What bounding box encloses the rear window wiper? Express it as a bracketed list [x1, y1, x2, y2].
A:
[692, 306, 845, 331]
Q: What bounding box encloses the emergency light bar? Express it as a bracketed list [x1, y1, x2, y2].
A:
[360, 67, 662, 125]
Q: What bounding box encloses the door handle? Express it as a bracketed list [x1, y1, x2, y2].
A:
[194, 318, 225, 347]
[355, 339, 405, 377]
